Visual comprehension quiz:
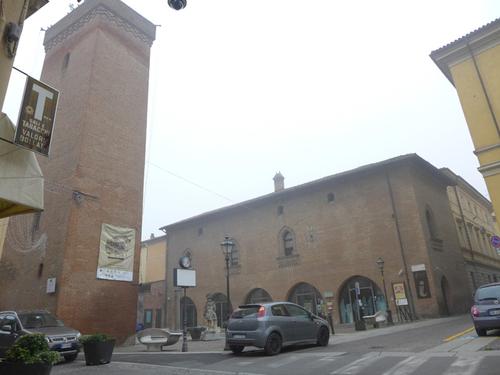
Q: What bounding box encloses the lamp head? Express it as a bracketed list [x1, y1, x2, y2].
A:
[220, 236, 234, 256]
[376, 257, 385, 270]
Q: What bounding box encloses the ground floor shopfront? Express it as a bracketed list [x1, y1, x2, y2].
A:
[168, 274, 423, 331]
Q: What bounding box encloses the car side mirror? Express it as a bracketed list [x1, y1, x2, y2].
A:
[1, 325, 13, 333]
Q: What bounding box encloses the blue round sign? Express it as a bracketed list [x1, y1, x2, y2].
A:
[492, 235, 500, 248]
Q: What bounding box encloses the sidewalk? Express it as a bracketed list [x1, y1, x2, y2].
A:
[115, 315, 469, 354]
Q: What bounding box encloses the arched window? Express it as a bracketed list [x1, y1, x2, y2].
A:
[180, 296, 197, 328]
[245, 288, 273, 304]
[425, 207, 439, 240]
[230, 242, 239, 267]
[287, 282, 323, 315]
[279, 227, 296, 257]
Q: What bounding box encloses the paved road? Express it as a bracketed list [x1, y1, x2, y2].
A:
[53, 315, 500, 375]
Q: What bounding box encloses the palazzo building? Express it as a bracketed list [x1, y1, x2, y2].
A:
[0, 0, 155, 343]
[161, 154, 475, 330]
[431, 17, 500, 222]
[441, 168, 500, 290]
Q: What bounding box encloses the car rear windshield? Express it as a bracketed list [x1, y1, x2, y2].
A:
[19, 313, 64, 328]
[476, 285, 500, 301]
[231, 306, 260, 319]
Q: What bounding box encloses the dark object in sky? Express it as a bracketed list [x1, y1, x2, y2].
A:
[168, 0, 187, 10]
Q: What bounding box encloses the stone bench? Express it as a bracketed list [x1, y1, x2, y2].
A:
[137, 328, 182, 351]
[362, 311, 386, 328]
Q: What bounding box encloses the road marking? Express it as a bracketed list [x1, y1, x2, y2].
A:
[331, 352, 379, 374]
[381, 356, 428, 375]
[442, 356, 482, 375]
[267, 355, 300, 368]
[443, 327, 474, 342]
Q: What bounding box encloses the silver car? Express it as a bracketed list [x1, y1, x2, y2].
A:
[471, 283, 500, 336]
[226, 302, 330, 355]
[0, 310, 81, 362]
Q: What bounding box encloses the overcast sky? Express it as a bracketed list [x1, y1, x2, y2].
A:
[3, 0, 500, 240]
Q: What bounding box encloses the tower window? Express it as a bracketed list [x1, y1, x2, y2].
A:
[62, 52, 71, 70]
[327, 193, 335, 203]
[277, 205, 284, 215]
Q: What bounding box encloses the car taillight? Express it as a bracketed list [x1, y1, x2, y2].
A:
[257, 306, 266, 318]
[471, 305, 480, 317]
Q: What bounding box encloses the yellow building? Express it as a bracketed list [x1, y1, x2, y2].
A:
[442, 168, 500, 290]
[0, 1, 47, 257]
[140, 234, 167, 284]
[431, 18, 500, 224]
[138, 234, 167, 329]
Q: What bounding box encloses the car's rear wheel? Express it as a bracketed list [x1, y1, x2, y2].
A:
[64, 353, 78, 362]
[230, 345, 244, 354]
[317, 326, 330, 346]
[475, 328, 487, 337]
[264, 332, 282, 356]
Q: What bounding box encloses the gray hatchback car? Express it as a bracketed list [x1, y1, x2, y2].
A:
[471, 282, 500, 336]
[0, 310, 81, 362]
[226, 302, 330, 355]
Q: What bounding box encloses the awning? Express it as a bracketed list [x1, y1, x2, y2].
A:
[0, 113, 44, 218]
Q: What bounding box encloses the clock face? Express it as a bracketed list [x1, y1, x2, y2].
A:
[179, 255, 191, 269]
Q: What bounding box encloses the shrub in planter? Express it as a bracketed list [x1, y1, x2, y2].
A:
[0, 333, 60, 375]
[80, 334, 115, 366]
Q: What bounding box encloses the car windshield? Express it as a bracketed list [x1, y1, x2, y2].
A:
[18, 312, 64, 328]
[231, 306, 260, 319]
[476, 285, 500, 302]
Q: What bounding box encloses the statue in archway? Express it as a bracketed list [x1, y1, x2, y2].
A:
[204, 294, 217, 331]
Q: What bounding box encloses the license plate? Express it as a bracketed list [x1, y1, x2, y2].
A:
[233, 334, 246, 339]
[61, 343, 72, 349]
[489, 310, 500, 316]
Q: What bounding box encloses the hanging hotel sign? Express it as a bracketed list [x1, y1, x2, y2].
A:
[96, 223, 135, 282]
[14, 76, 59, 157]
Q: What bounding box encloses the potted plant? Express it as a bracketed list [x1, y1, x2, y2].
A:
[187, 326, 206, 341]
[80, 333, 115, 366]
[0, 333, 60, 375]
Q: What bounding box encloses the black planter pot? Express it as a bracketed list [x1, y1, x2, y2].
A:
[188, 327, 206, 341]
[83, 339, 115, 366]
[0, 362, 52, 375]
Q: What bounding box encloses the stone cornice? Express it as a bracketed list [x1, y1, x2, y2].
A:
[44, 0, 155, 52]
[430, 18, 500, 85]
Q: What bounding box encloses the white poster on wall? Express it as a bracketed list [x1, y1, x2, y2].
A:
[96, 223, 135, 282]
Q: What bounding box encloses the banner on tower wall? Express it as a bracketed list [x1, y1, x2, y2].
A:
[96, 223, 135, 282]
[14, 76, 59, 157]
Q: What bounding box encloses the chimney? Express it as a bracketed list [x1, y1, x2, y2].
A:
[273, 172, 285, 192]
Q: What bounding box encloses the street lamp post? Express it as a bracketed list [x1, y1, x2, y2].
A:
[220, 236, 234, 350]
[376, 257, 394, 325]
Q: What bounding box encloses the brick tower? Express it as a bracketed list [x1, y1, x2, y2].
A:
[0, 0, 155, 342]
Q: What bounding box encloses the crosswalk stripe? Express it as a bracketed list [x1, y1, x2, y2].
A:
[381, 356, 428, 375]
[267, 355, 300, 368]
[442, 357, 482, 375]
[331, 352, 380, 374]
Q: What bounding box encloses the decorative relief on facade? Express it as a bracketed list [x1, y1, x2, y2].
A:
[45, 5, 154, 51]
[276, 254, 300, 268]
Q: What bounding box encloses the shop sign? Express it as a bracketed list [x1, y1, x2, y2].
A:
[14, 76, 59, 157]
[392, 282, 408, 306]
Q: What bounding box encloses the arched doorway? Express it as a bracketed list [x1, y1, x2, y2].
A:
[245, 288, 273, 304]
[212, 293, 229, 328]
[180, 296, 197, 328]
[338, 276, 385, 324]
[287, 282, 323, 315]
[440, 276, 450, 316]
